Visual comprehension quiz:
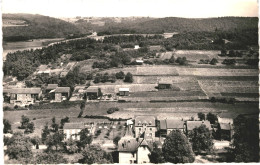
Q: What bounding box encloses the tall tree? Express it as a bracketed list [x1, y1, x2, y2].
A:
[46, 131, 65, 151]
[78, 128, 93, 149]
[79, 145, 113, 164]
[188, 125, 214, 154]
[3, 119, 12, 133]
[41, 123, 50, 143]
[162, 130, 195, 163]
[206, 113, 217, 124]
[124, 72, 133, 83]
[149, 143, 165, 163]
[197, 112, 206, 121]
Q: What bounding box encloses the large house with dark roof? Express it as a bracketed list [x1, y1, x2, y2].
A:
[86, 86, 100, 99]
[160, 119, 185, 137]
[118, 126, 152, 164]
[54, 87, 70, 102]
[217, 112, 238, 125]
[9, 88, 42, 106]
[134, 116, 157, 138]
[46, 84, 58, 93]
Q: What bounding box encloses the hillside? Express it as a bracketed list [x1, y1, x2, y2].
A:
[96, 17, 258, 34]
[3, 14, 83, 41]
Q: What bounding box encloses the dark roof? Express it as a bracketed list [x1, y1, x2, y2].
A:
[218, 113, 238, 119]
[186, 121, 212, 131]
[160, 120, 167, 130]
[9, 88, 41, 94]
[220, 123, 233, 130]
[55, 87, 70, 93]
[63, 123, 85, 129]
[46, 84, 58, 90]
[86, 86, 99, 93]
[166, 119, 184, 129]
[135, 116, 156, 127]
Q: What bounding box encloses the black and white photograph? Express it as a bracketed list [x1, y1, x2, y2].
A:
[1, 0, 259, 164]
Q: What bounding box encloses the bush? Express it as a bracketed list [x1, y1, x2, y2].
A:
[3, 106, 12, 111]
[222, 59, 236, 65]
[124, 72, 133, 83]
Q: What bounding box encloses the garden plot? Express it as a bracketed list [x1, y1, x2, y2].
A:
[198, 80, 259, 98]
[176, 68, 258, 77]
[135, 66, 179, 76]
[174, 50, 220, 61]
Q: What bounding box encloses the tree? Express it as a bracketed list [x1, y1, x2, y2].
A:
[60, 116, 70, 129]
[197, 112, 206, 121]
[24, 122, 35, 134]
[20, 115, 30, 129]
[41, 123, 50, 143]
[30, 136, 41, 149]
[210, 58, 218, 65]
[169, 55, 175, 63]
[188, 125, 214, 154]
[78, 102, 85, 118]
[124, 72, 133, 83]
[79, 145, 113, 164]
[34, 152, 68, 164]
[149, 143, 165, 163]
[4, 119, 12, 133]
[78, 128, 93, 149]
[162, 130, 195, 163]
[206, 113, 217, 124]
[51, 117, 59, 132]
[113, 136, 121, 146]
[6, 132, 33, 161]
[46, 131, 65, 151]
[227, 115, 259, 162]
[115, 71, 125, 79]
[65, 138, 78, 154]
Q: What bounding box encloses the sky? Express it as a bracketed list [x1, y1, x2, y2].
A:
[1, 0, 259, 18]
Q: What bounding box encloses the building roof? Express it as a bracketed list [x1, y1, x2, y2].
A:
[218, 112, 238, 119]
[86, 86, 99, 93]
[219, 123, 233, 130]
[166, 119, 185, 129]
[118, 138, 139, 152]
[186, 121, 212, 131]
[119, 88, 129, 92]
[55, 87, 70, 93]
[9, 88, 41, 94]
[158, 80, 172, 84]
[63, 123, 85, 129]
[46, 84, 58, 90]
[136, 60, 144, 63]
[135, 116, 156, 127]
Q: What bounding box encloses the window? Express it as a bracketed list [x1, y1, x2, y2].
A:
[139, 128, 141, 131]
[130, 160, 133, 164]
[150, 128, 152, 131]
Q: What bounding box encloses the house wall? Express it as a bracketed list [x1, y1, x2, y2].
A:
[218, 117, 233, 124]
[119, 91, 129, 96]
[55, 93, 62, 102]
[119, 152, 136, 164]
[158, 84, 171, 89]
[10, 93, 39, 105]
[135, 126, 156, 138]
[137, 146, 150, 164]
[64, 129, 81, 140]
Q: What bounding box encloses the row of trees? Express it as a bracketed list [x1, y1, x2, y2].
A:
[92, 72, 133, 83]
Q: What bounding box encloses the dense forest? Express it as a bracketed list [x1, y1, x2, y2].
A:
[3, 14, 83, 41]
[95, 17, 258, 34]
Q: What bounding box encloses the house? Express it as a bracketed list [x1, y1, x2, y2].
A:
[9, 88, 42, 106]
[54, 87, 70, 102]
[160, 119, 185, 137]
[63, 123, 92, 140]
[186, 121, 212, 134]
[37, 70, 50, 75]
[46, 84, 58, 93]
[134, 45, 140, 49]
[218, 123, 234, 141]
[158, 80, 172, 89]
[217, 112, 238, 125]
[119, 88, 130, 96]
[118, 126, 152, 164]
[134, 116, 157, 138]
[86, 86, 100, 99]
[135, 60, 144, 65]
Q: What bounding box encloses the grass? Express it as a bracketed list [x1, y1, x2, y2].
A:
[129, 90, 206, 97]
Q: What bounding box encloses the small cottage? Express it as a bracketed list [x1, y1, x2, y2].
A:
[54, 87, 70, 102]
[119, 88, 130, 96]
[86, 86, 100, 99]
[134, 116, 157, 138]
[186, 121, 212, 134]
[160, 119, 185, 137]
[9, 88, 42, 106]
[158, 80, 172, 89]
[63, 123, 92, 140]
[46, 84, 58, 93]
[218, 123, 234, 141]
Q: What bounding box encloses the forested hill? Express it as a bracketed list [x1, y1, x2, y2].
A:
[96, 17, 258, 34]
[3, 14, 83, 41]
